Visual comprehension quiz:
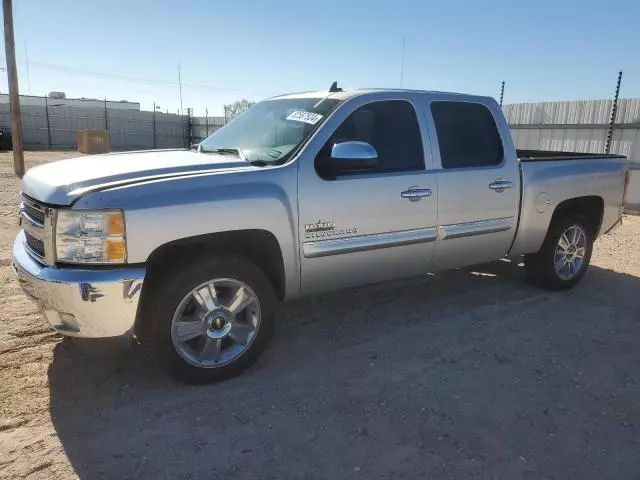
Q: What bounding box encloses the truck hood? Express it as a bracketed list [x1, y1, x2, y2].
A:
[21, 149, 251, 205]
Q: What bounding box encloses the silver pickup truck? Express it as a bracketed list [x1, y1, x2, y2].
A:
[13, 88, 630, 383]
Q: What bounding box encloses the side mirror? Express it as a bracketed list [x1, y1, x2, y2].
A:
[330, 141, 378, 173]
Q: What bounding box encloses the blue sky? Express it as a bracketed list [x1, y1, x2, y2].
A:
[3, 0, 639, 115]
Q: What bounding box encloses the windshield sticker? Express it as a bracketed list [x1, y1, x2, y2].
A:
[286, 111, 323, 125]
[267, 149, 282, 159]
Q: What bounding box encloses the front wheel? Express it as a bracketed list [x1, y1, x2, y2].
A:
[525, 215, 594, 290]
[143, 255, 276, 384]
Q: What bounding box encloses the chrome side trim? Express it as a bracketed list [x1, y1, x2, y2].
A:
[439, 217, 514, 240]
[303, 227, 437, 259]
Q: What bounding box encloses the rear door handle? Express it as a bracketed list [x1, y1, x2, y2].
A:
[401, 188, 432, 202]
[488, 180, 513, 193]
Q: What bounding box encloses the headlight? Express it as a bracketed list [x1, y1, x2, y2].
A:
[55, 210, 127, 264]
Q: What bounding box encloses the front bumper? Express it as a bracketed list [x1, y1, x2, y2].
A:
[12, 231, 145, 338]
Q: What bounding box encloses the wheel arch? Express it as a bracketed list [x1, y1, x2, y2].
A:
[134, 229, 285, 339]
[549, 196, 604, 236]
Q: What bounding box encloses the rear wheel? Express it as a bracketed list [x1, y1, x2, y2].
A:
[143, 255, 276, 384]
[525, 215, 593, 290]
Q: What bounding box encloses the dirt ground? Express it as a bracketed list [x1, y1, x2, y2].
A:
[0, 151, 639, 479]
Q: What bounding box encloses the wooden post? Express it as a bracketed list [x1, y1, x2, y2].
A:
[3, 0, 24, 176]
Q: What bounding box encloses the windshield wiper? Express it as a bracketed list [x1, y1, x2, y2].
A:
[199, 147, 276, 167]
[199, 147, 242, 157]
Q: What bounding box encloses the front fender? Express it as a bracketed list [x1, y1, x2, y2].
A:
[74, 165, 300, 298]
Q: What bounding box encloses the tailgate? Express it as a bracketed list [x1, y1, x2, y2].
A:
[625, 163, 640, 213]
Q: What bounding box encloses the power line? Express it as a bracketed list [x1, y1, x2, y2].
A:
[17, 59, 240, 93]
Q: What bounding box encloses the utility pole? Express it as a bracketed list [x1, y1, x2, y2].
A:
[187, 107, 192, 147]
[499, 81, 505, 107]
[178, 63, 183, 116]
[23, 39, 30, 94]
[3, 0, 24, 176]
[400, 36, 406, 88]
[152, 101, 157, 149]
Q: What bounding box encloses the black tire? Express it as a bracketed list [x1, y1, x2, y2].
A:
[142, 255, 276, 384]
[524, 214, 593, 291]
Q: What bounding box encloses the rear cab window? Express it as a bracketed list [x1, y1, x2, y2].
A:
[430, 101, 504, 169]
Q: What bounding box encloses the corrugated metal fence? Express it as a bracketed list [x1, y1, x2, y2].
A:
[1, 97, 639, 210]
[3, 96, 639, 159]
[0, 103, 226, 150]
[504, 98, 640, 163]
[503, 98, 640, 211]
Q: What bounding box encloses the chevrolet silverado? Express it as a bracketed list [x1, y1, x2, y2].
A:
[12, 87, 630, 383]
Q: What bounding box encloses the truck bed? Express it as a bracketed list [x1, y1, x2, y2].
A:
[509, 153, 628, 257]
[517, 149, 625, 162]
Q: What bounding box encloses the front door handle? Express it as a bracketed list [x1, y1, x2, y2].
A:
[488, 180, 513, 193]
[401, 188, 432, 202]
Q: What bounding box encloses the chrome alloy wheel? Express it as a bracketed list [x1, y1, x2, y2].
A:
[170, 278, 261, 368]
[554, 224, 587, 280]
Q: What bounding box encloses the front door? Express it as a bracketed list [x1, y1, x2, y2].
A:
[297, 94, 439, 295]
[426, 98, 520, 270]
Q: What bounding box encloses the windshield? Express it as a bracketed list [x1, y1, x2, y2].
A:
[200, 97, 342, 163]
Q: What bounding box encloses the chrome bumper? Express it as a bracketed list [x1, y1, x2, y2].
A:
[11, 231, 145, 338]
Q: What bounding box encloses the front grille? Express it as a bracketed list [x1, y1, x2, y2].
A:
[21, 195, 46, 225]
[20, 193, 52, 263]
[23, 202, 45, 224]
[24, 231, 45, 257]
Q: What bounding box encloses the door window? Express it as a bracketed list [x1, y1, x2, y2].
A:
[431, 101, 503, 169]
[316, 100, 424, 178]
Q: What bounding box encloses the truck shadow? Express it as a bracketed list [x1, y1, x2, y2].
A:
[47, 261, 640, 479]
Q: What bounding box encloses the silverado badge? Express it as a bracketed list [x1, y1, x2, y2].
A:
[304, 220, 357, 239]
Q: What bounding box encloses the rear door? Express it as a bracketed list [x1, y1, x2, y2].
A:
[425, 98, 520, 270]
[297, 93, 439, 295]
